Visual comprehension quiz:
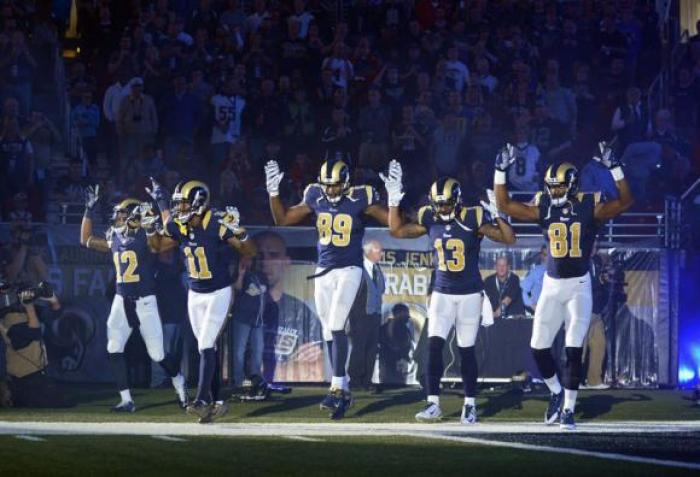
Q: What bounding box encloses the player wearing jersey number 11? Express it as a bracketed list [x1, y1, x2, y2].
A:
[493, 141, 633, 430]
[382, 160, 515, 424]
[265, 157, 388, 419]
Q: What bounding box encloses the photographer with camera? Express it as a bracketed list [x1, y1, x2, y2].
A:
[0, 277, 70, 407]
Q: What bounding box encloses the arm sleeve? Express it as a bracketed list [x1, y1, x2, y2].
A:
[302, 184, 319, 208]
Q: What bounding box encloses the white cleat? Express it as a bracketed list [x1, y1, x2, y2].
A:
[460, 404, 477, 425]
[415, 402, 443, 422]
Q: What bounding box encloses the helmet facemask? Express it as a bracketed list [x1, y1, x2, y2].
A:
[112, 206, 140, 236]
[320, 178, 349, 205]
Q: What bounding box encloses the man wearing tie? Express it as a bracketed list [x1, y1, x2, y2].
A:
[348, 239, 385, 391]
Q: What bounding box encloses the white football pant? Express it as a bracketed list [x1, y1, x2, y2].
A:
[428, 291, 486, 347]
[107, 294, 165, 361]
[188, 286, 233, 351]
[314, 266, 363, 341]
[530, 273, 592, 349]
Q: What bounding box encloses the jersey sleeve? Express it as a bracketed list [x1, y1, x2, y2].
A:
[363, 185, 380, 208]
[302, 184, 321, 208]
[164, 220, 181, 240]
[459, 207, 485, 229]
[417, 205, 434, 228]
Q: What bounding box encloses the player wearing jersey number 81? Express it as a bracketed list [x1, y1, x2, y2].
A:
[494, 141, 633, 430]
[383, 161, 515, 424]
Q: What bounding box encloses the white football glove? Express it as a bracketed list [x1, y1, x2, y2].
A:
[379, 159, 404, 207]
[264, 160, 284, 197]
[480, 188, 500, 220]
[592, 141, 623, 170]
[84, 184, 100, 211]
[217, 206, 242, 234]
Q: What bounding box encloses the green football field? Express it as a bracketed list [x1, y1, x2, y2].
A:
[1, 385, 699, 476]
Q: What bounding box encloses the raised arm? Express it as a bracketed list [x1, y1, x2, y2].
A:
[493, 144, 540, 222]
[80, 185, 110, 252]
[478, 189, 516, 244]
[380, 159, 427, 238]
[591, 142, 635, 220]
[365, 204, 388, 226]
[265, 160, 312, 225]
[218, 207, 257, 258]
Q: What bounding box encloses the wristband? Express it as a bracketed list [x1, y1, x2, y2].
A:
[610, 167, 624, 181]
[236, 231, 249, 242]
[494, 170, 507, 185]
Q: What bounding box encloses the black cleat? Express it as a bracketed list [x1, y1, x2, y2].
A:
[241, 376, 271, 402]
[560, 409, 576, 430]
[545, 391, 564, 425]
[320, 390, 337, 411]
[186, 400, 213, 421]
[329, 389, 353, 420]
[111, 401, 136, 413]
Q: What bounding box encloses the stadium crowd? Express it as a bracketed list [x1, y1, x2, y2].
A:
[0, 0, 697, 227]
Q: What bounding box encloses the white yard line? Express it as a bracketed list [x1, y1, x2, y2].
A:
[14, 435, 45, 442]
[150, 435, 187, 442]
[284, 436, 324, 442]
[411, 432, 700, 471]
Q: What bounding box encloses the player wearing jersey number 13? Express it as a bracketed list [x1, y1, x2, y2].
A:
[493, 141, 633, 430]
[148, 178, 256, 423]
[264, 157, 388, 419]
[80, 187, 188, 413]
[382, 161, 515, 424]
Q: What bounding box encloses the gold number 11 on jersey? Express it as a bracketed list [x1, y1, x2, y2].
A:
[183, 246, 213, 279]
[548, 222, 582, 258]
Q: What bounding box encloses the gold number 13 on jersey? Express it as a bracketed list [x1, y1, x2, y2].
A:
[317, 212, 352, 247]
[183, 246, 212, 279]
[434, 238, 465, 272]
[548, 222, 582, 258]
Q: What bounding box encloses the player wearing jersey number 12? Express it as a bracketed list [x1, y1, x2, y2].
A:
[382, 161, 515, 424]
[493, 141, 633, 430]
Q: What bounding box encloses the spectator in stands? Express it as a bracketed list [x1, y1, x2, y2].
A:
[431, 111, 467, 177]
[484, 256, 526, 320]
[1, 220, 48, 284]
[357, 87, 391, 171]
[116, 77, 158, 176]
[70, 89, 100, 164]
[102, 69, 131, 164]
[160, 72, 200, 170]
[24, 111, 60, 217]
[55, 160, 89, 204]
[521, 245, 547, 315]
[530, 101, 571, 162]
[320, 107, 353, 164]
[445, 44, 469, 93]
[650, 109, 691, 197]
[283, 87, 316, 152]
[507, 126, 541, 192]
[474, 57, 498, 95]
[0, 116, 33, 201]
[0, 31, 37, 115]
[210, 79, 246, 169]
[540, 69, 577, 133]
[322, 42, 353, 90]
[670, 67, 699, 138]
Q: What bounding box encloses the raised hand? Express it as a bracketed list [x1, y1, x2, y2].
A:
[495, 143, 516, 172]
[85, 184, 100, 211]
[145, 176, 168, 206]
[480, 188, 499, 220]
[218, 206, 243, 235]
[593, 141, 622, 169]
[264, 160, 284, 197]
[379, 159, 404, 207]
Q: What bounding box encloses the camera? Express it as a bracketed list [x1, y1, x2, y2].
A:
[0, 281, 54, 311]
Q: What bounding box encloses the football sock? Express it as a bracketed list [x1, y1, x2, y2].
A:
[464, 396, 475, 406]
[171, 374, 186, 401]
[427, 336, 445, 397]
[544, 376, 563, 395]
[532, 347, 562, 393]
[427, 395, 440, 406]
[195, 348, 216, 403]
[564, 389, 578, 412]
[119, 389, 132, 403]
[211, 353, 221, 402]
[563, 347, 584, 390]
[343, 375, 350, 391]
[325, 340, 334, 365]
[458, 346, 478, 399]
[158, 354, 179, 378]
[331, 330, 348, 380]
[109, 353, 129, 394]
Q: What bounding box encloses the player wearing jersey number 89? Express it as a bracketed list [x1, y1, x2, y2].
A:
[265, 157, 388, 419]
[494, 141, 633, 430]
[80, 189, 188, 413]
[383, 163, 515, 424]
[149, 179, 257, 423]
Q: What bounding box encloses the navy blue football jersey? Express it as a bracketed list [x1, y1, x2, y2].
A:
[164, 209, 237, 292]
[303, 184, 379, 268]
[535, 192, 601, 279]
[108, 228, 157, 297]
[418, 205, 487, 295]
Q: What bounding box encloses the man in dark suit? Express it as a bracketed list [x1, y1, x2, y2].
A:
[348, 239, 385, 391]
[484, 256, 526, 319]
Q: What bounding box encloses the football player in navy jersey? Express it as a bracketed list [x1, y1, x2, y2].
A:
[494, 142, 633, 430]
[80, 187, 188, 413]
[264, 157, 388, 419]
[382, 161, 515, 424]
[147, 179, 256, 423]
